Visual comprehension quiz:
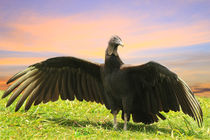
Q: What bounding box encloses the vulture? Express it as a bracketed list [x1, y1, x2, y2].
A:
[2, 35, 203, 130]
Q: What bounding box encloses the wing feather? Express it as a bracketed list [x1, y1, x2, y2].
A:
[45, 70, 58, 102]
[43, 69, 56, 103]
[91, 78, 101, 103]
[93, 78, 103, 103]
[25, 75, 47, 111]
[86, 75, 96, 102]
[153, 86, 163, 111]
[34, 72, 51, 106]
[123, 61, 203, 126]
[2, 69, 39, 98]
[2, 57, 106, 111]
[145, 91, 151, 113]
[15, 78, 39, 111]
[158, 83, 169, 112]
[51, 74, 60, 102]
[67, 70, 75, 100]
[60, 70, 69, 100]
[81, 74, 90, 101]
[70, 69, 77, 100]
[6, 71, 42, 107]
[150, 90, 158, 114]
[75, 71, 83, 101]
[7, 67, 32, 84]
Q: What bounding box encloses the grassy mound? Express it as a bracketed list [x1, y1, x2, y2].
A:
[0, 90, 209, 139]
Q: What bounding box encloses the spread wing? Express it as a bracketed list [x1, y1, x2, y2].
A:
[2, 57, 109, 111]
[122, 61, 203, 127]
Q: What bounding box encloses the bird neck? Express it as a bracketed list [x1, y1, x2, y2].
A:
[105, 51, 123, 72]
[106, 44, 118, 56]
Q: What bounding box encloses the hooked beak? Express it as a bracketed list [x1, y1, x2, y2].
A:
[119, 41, 124, 47]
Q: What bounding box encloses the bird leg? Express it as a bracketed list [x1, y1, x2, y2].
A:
[113, 110, 118, 129]
[123, 113, 128, 130]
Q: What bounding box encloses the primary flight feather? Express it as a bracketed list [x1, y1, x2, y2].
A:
[2, 35, 203, 130]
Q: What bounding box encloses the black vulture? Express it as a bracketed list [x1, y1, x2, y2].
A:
[2, 35, 203, 130]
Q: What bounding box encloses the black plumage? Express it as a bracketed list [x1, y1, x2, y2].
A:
[2, 35, 203, 130]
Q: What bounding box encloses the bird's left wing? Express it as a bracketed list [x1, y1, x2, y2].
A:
[2, 57, 109, 111]
[121, 61, 203, 126]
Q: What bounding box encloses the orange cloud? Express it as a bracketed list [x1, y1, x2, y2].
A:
[0, 14, 133, 59]
[0, 81, 8, 91]
[191, 83, 210, 97]
[1, 14, 210, 59]
[171, 68, 210, 85]
[0, 57, 45, 65]
[127, 21, 210, 52]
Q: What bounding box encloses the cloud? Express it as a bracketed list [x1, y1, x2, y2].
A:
[0, 50, 65, 58]
[0, 58, 46, 65]
[193, 88, 210, 93]
[126, 20, 210, 50]
[0, 65, 26, 81]
[0, 13, 135, 59]
[0, 11, 210, 58]
[0, 65, 27, 90]
[191, 83, 210, 97]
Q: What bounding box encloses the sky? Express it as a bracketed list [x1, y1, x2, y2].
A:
[0, 0, 210, 96]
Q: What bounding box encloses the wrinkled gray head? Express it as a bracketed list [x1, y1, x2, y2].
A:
[107, 35, 124, 56]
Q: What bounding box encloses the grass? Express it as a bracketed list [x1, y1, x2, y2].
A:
[0, 90, 209, 139]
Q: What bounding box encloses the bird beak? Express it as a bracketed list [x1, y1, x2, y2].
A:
[119, 41, 124, 47]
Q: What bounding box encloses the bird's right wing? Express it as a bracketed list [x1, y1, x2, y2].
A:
[2, 57, 110, 111]
[121, 61, 203, 126]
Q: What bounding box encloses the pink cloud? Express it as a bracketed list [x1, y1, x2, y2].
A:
[1, 13, 210, 58]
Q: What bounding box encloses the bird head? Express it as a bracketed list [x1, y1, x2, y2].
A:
[107, 35, 124, 56]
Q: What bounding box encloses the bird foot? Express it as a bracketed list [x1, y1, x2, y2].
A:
[113, 110, 118, 130]
[123, 124, 127, 130]
[113, 123, 118, 129]
[123, 113, 127, 130]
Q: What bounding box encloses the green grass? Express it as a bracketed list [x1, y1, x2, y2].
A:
[0, 90, 209, 139]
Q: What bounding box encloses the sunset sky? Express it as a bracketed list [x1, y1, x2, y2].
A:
[0, 0, 210, 96]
